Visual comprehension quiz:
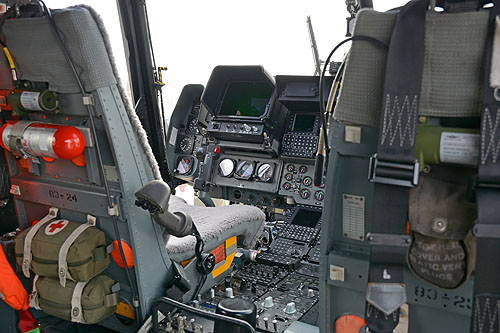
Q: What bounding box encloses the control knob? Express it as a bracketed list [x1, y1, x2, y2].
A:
[243, 124, 251, 132]
[225, 287, 234, 298]
[263, 296, 274, 308]
[284, 302, 296, 314]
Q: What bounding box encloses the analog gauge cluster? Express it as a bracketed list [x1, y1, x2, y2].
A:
[218, 158, 275, 182]
[279, 163, 324, 206]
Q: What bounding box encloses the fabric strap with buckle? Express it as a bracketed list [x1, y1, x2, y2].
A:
[365, 1, 427, 332]
[471, 1, 500, 332]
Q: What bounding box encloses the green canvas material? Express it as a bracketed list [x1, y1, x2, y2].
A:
[36, 275, 117, 324]
[334, 9, 490, 127]
[15, 220, 109, 282]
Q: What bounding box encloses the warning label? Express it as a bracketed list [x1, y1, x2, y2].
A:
[439, 132, 479, 166]
[20, 91, 42, 111]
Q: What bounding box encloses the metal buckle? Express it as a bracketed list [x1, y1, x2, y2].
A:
[473, 224, 500, 238]
[473, 175, 500, 190]
[367, 233, 411, 247]
[368, 154, 419, 188]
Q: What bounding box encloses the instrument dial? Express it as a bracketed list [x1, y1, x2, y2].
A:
[256, 163, 274, 182]
[315, 190, 325, 201]
[176, 157, 193, 175]
[179, 137, 194, 153]
[300, 189, 311, 199]
[285, 173, 293, 181]
[234, 161, 254, 180]
[286, 164, 295, 172]
[303, 176, 313, 187]
[188, 118, 199, 134]
[283, 182, 291, 190]
[299, 166, 308, 174]
[218, 158, 236, 177]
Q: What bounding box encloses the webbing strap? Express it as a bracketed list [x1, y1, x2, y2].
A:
[471, 3, 500, 332]
[366, 1, 427, 332]
[22, 207, 59, 278]
[71, 280, 88, 324]
[58, 215, 96, 287]
[28, 275, 41, 310]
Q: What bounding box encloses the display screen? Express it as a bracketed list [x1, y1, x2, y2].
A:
[219, 81, 273, 117]
[293, 114, 316, 132]
[291, 209, 321, 228]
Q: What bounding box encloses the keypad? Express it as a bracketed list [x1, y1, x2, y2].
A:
[282, 134, 318, 158]
[279, 225, 319, 243]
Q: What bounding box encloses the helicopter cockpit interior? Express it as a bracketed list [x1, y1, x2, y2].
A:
[0, 0, 498, 333]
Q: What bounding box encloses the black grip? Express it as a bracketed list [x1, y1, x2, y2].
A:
[313, 153, 324, 187]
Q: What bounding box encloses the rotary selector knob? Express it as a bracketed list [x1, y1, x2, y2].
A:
[314, 190, 325, 201]
[243, 124, 251, 132]
[308, 289, 315, 297]
[263, 296, 274, 308]
[252, 126, 258, 132]
[225, 287, 234, 298]
[284, 302, 297, 314]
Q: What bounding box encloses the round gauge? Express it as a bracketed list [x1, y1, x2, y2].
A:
[188, 119, 199, 134]
[300, 189, 311, 199]
[285, 173, 293, 181]
[179, 137, 194, 153]
[299, 166, 308, 174]
[257, 163, 274, 182]
[303, 176, 313, 187]
[234, 161, 255, 180]
[286, 164, 295, 172]
[218, 158, 236, 177]
[283, 182, 291, 190]
[315, 190, 325, 201]
[176, 157, 193, 175]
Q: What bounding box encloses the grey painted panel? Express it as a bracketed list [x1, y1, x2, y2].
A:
[9, 177, 125, 220]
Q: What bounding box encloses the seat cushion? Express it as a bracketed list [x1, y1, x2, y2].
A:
[165, 196, 265, 261]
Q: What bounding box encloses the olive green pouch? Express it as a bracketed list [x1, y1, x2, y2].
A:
[31, 274, 119, 324]
[408, 169, 476, 289]
[14, 210, 109, 286]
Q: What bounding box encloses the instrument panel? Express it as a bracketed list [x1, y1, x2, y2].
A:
[212, 153, 283, 194]
[167, 84, 205, 181]
[279, 162, 324, 207]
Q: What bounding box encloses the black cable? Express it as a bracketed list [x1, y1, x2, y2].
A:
[152, 297, 255, 333]
[189, 273, 207, 302]
[318, 35, 388, 154]
[36, 0, 142, 320]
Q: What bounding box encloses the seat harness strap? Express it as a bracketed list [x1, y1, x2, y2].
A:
[365, 1, 427, 332]
[471, 2, 500, 332]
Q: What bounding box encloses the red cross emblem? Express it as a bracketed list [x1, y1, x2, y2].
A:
[45, 220, 69, 235]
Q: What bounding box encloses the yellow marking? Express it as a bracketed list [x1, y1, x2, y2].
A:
[211, 236, 237, 278]
[115, 301, 135, 319]
[212, 252, 235, 278]
[226, 236, 237, 249]
[3, 47, 14, 69]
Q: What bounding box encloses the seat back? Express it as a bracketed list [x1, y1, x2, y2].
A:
[0, 6, 174, 331]
[320, 7, 489, 333]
